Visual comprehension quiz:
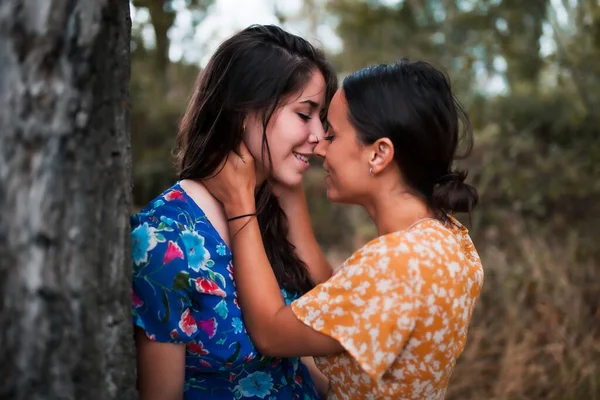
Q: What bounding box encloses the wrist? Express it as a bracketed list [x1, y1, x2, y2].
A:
[223, 198, 256, 219]
[227, 212, 257, 222]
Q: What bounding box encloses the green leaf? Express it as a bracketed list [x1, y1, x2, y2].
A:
[208, 269, 227, 288]
[226, 342, 241, 363]
[173, 271, 190, 290]
[157, 222, 166, 230]
[155, 233, 166, 242]
[160, 289, 170, 323]
[216, 338, 226, 345]
[207, 269, 216, 283]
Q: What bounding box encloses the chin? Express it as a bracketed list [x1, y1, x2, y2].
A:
[326, 189, 340, 203]
[273, 173, 303, 188]
[327, 189, 357, 205]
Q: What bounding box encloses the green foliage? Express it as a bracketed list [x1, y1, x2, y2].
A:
[328, 0, 600, 255]
[129, 0, 600, 253]
[130, 41, 200, 205]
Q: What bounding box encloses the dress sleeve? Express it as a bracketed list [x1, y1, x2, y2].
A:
[291, 236, 422, 381]
[131, 212, 201, 344]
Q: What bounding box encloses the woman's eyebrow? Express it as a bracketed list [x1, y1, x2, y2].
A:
[300, 99, 320, 110]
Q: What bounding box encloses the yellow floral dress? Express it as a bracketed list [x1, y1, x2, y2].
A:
[291, 217, 484, 400]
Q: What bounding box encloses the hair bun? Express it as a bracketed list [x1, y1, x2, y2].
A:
[435, 170, 467, 185]
[431, 169, 478, 214]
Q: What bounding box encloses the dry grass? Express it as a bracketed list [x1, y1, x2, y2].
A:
[447, 221, 600, 399]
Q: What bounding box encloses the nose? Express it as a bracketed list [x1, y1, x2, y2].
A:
[308, 133, 320, 145]
[311, 117, 326, 142]
[314, 138, 327, 158]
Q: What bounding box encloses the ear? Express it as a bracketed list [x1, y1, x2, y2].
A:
[368, 138, 395, 175]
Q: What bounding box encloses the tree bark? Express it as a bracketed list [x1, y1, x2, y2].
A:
[0, 1, 136, 399]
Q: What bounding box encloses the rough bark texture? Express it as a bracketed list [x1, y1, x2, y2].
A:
[0, 1, 136, 399]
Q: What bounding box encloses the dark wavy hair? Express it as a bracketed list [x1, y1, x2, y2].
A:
[342, 59, 478, 219]
[176, 25, 337, 294]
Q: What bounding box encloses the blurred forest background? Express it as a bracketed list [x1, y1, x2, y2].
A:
[130, 0, 600, 398]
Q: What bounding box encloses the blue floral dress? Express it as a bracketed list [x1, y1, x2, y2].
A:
[131, 182, 320, 399]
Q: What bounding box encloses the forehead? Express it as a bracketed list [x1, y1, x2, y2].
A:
[292, 70, 327, 106]
[328, 89, 347, 122]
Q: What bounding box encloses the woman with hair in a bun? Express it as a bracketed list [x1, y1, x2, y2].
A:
[204, 59, 485, 400]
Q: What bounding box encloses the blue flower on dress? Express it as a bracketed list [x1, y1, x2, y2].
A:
[281, 288, 300, 306]
[152, 199, 165, 209]
[235, 371, 273, 398]
[216, 242, 227, 256]
[132, 222, 159, 265]
[181, 230, 211, 272]
[214, 299, 229, 320]
[232, 317, 243, 334]
[160, 215, 176, 227]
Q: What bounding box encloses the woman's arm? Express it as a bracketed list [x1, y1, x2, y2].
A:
[226, 204, 344, 357]
[135, 328, 185, 400]
[203, 144, 343, 357]
[275, 184, 332, 284]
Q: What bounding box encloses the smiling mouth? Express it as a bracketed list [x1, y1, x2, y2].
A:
[293, 152, 310, 164]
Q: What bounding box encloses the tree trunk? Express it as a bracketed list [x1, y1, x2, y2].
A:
[0, 1, 136, 399]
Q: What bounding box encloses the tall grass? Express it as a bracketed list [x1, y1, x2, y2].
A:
[447, 220, 600, 399]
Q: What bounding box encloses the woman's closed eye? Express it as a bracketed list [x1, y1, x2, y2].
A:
[297, 113, 312, 121]
[323, 125, 335, 141]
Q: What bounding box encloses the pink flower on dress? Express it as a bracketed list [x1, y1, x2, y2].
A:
[163, 240, 184, 264]
[194, 277, 226, 297]
[178, 308, 198, 336]
[164, 190, 184, 201]
[170, 329, 179, 340]
[198, 359, 211, 368]
[132, 290, 144, 308]
[187, 341, 209, 355]
[198, 317, 217, 339]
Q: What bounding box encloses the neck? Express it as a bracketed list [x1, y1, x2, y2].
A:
[363, 186, 433, 237]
